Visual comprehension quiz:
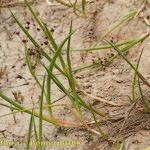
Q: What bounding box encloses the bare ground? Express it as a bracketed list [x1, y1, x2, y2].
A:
[0, 0, 150, 150]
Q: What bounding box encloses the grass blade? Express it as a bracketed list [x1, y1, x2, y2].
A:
[42, 63, 105, 117]
[44, 25, 67, 70]
[10, 10, 66, 76]
[100, 10, 137, 40]
[55, 0, 72, 7]
[131, 48, 144, 103]
[66, 21, 82, 114]
[138, 77, 150, 112]
[24, 0, 57, 51]
[46, 29, 75, 115]
[73, 33, 149, 72]
[25, 46, 42, 88]
[89, 103, 105, 137]
[82, 0, 86, 15]
[24, 0, 69, 71]
[39, 75, 45, 149]
[0, 102, 18, 110]
[0, 92, 59, 125]
[70, 39, 135, 51]
[33, 119, 39, 145]
[106, 40, 150, 88]
[25, 109, 34, 150]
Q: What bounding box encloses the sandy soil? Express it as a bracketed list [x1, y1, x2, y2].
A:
[0, 0, 150, 150]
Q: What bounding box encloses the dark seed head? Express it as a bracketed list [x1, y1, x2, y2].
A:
[37, 28, 40, 31]
[92, 59, 95, 63]
[22, 63, 26, 67]
[26, 21, 30, 25]
[16, 75, 23, 79]
[29, 51, 36, 56]
[16, 32, 20, 35]
[22, 39, 28, 43]
[28, 48, 36, 55]
[111, 53, 114, 56]
[50, 28, 54, 32]
[104, 58, 108, 62]
[25, 26, 30, 30]
[32, 66, 36, 69]
[44, 41, 48, 45]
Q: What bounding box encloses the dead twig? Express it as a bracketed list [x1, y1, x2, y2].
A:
[79, 89, 129, 106]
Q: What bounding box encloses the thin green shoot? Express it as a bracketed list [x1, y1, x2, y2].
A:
[25, 46, 42, 88]
[25, 109, 34, 150]
[66, 20, 82, 115]
[39, 75, 45, 150]
[0, 102, 19, 110]
[10, 10, 66, 76]
[33, 120, 39, 148]
[73, 33, 148, 73]
[138, 77, 150, 112]
[130, 48, 144, 103]
[42, 63, 105, 117]
[88, 103, 106, 137]
[100, 10, 137, 40]
[46, 29, 75, 115]
[70, 39, 136, 51]
[105, 40, 150, 88]
[82, 0, 86, 15]
[24, 0, 66, 70]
